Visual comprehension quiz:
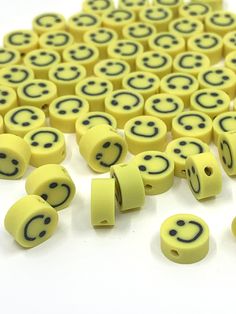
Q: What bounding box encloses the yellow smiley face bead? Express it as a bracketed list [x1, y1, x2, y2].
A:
[94, 59, 131, 89]
[75, 111, 117, 143]
[124, 115, 167, 154]
[190, 89, 230, 119]
[0, 47, 21, 69]
[166, 137, 210, 178]
[24, 49, 61, 79]
[105, 89, 144, 128]
[91, 178, 115, 227]
[118, 0, 148, 20]
[0, 133, 31, 180]
[213, 112, 236, 145]
[39, 31, 74, 56]
[4, 106, 46, 137]
[153, 0, 183, 18]
[132, 151, 174, 195]
[4, 195, 58, 248]
[172, 111, 212, 144]
[185, 152, 222, 200]
[160, 214, 209, 264]
[32, 13, 66, 35]
[198, 67, 236, 100]
[25, 164, 76, 211]
[79, 124, 127, 173]
[24, 127, 66, 167]
[49, 95, 89, 133]
[76, 76, 113, 112]
[179, 2, 212, 21]
[83, 0, 115, 15]
[139, 6, 173, 32]
[110, 163, 145, 211]
[145, 93, 184, 131]
[169, 18, 204, 41]
[0, 65, 34, 90]
[205, 11, 236, 37]
[217, 131, 236, 177]
[160, 73, 199, 106]
[223, 31, 236, 57]
[0, 85, 17, 116]
[225, 51, 236, 74]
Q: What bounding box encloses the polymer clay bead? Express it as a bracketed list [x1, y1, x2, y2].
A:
[225, 51, 236, 74]
[198, 67, 236, 100]
[118, 0, 149, 20]
[24, 127, 66, 167]
[217, 131, 236, 176]
[91, 178, 115, 227]
[0, 85, 17, 116]
[25, 164, 76, 211]
[213, 112, 236, 144]
[185, 152, 222, 200]
[160, 214, 209, 264]
[83, 0, 115, 15]
[0, 47, 21, 69]
[79, 124, 127, 173]
[124, 115, 167, 154]
[0, 65, 34, 90]
[132, 150, 174, 195]
[4, 106, 46, 137]
[75, 76, 113, 111]
[145, 93, 184, 130]
[0, 115, 3, 133]
[190, 89, 230, 119]
[179, 2, 212, 21]
[94, 59, 130, 89]
[169, 18, 204, 40]
[110, 163, 145, 211]
[75, 111, 117, 143]
[48, 63, 86, 96]
[39, 31, 74, 56]
[205, 11, 236, 37]
[32, 13, 66, 35]
[153, 0, 183, 18]
[191, 0, 222, 11]
[172, 111, 212, 144]
[49, 95, 89, 133]
[24, 49, 61, 79]
[223, 31, 236, 56]
[105, 89, 144, 128]
[166, 137, 210, 178]
[4, 195, 58, 248]
[0, 133, 31, 179]
[139, 6, 173, 32]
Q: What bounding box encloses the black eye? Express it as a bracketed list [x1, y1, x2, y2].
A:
[177, 220, 185, 226]
[11, 159, 18, 165]
[187, 169, 191, 176]
[179, 141, 186, 146]
[96, 153, 102, 160]
[185, 125, 192, 130]
[144, 155, 152, 160]
[41, 194, 48, 201]
[153, 99, 160, 104]
[139, 165, 146, 171]
[123, 105, 131, 110]
[198, 123, 205, 128]
[49, 182, 58, 189]
[103, 141, 111, 148]
[169, 229, 177, 236]
[167, 98, 173, 102]
[111, 100, 118, 106]
[22, 122, 30, 127]
[147, 121, 155, 126]
[31, 115, 38, 120]
[82, 120, 90, 125]
[0, 153, 6, 158]
[168, 84, 176, 89]
[88, 81, 95, 85]
[44, 143, 53, 148]
[183, 85, 189, 90]
[31, 141, 39, 146]
[58, 110, 66, 115]
[174, 148, 181, 154]
[135, 120, 142, 125]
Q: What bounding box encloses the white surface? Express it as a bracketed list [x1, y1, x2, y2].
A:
[0, 1, 236, 314]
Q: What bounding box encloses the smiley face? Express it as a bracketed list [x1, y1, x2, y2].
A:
[106, 90, 143, 111]
[33, 13, 66, 34]
[24, 49, 61, 70]
[207, 11, 236, 28]
[119, 0, 147, 9]
[69, 12, 101, 29]
[225, 51, 236, 73]
[18, 79, 57, 100]
[63, 43, 98, 65]
[180, 3, 211, 20]
[0, 65, 34, 89]
[213, 112, 236, 144]
[4, 30, 38, 56]
[123, 22, 155, 40]
[103, 9, 135, 25]
[223, 31, 236, 53]
[39, 31, 74, 53]
[0, 85, 17, 116]
[190, 33, 221, 51]
[169, 18, 204, 39]
[0, 151, 20, 177]
[94, 59, 130, 80]
[170, 219, 203, 242]
[84, 27, 117, 47]
[83, 0, 114, 14]
[141, 7, 171, 23]
[108, 40, 143, 59]
[154, 0, 180, 5]
[149, 32, 185, 56]
[174, 52, 210, 75]
[0, 48, 21, 68]
[49, 63, 86, 83]
[76, 76, 113, 99]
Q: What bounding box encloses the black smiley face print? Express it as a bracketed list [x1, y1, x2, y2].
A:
[84, 0, 114, 12]
[95, 59, 130, 78]
[85, 28, 117, 46]
[69, 13, 100, 28]
[126, 116, 163, 139]
[0, 151, 20, 177]
[40, 181, 72, 209]
[224, 31, 236, 48]
[138, 51, 170, 71]
[110, 40, 142, 58]
[149, 94, 183, 114]
[181, 3, 210, 18]
[175, 52, 209, 72]
[186, 165, 201, 194]
[40, 31, 74, 50]
[170, 18, 203, 38]
[162, 73, 197, 92]
[28, 129, 61, 149]
[193, 90, 229, 110]
[171, 139, 205, 160]
[64, 43, 98, 63]
[0, 65, 33, 88]
[25, 49, 60, 69]
[0, 48, 20, 68]
[4, 30, 38, 49]
[176, 112, 208, 131]
[50, 63, 86, 82]
[143, 7, 170, 22]
[0, 86, 16, 111]
[192, 33, 220, 50]
[199, 68, 235, 88]
[105, 9, 134, 23]
[20, 80, 56, 100]
[137, 153, 171, 175]
[23, 214, 53, 242]
[151, 33, 184, 52]
[95, 140, 124, 168]
[168, 219, 204, 243]
[215, 113, 236, 133]
[77, 77, 112, 98]
[108, 90, 143, 111]
[208, 11, 236, 28]
[124, 23, 155, 40]
[50, 96, 88, 117]
[119, 0, 147, 8]
[33, 13, 65, 31]
[7, 107, 43, 128]
[219, 139, 233, 170]
[124, 72, 159, 92]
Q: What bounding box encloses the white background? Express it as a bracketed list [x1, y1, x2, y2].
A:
[0, 1, 236, 314]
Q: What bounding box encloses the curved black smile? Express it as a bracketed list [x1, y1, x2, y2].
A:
[203, 71, 226, 86]
[113, 91, 140, 107]
[148, 156, 170, 175]
[55, 71, 81, 81]
[0, 51, 15, 64]
[127, 77, 153, 90]
[36, 14, 61, 26]
[179, 54, 198, 69]
[189, 173, 201, 194]
[167, 74, 193, 88]
[174, 22, 196, 34]
[221, 140, 233, 169]
[129, 27, 153, 38]
[210, 16, 234, 27]
[152, 102, 178, 113]
[91, 32, 113, 44]
[11, 108, 37, 125]
[30, 130, 59, 145]
[50, 34, 69, 46]
[131, 126, 159, 138]
[196, 37, 218, 49]
[8, 32, 29, 46]
[50, 184, 71, 208]
[23, 83, 46, 98]
[81, 86, 108, 96]
[104, 63, 126, 76]
[7, 70, 29, 84]
[71, 49, 93, 61]
[178, 141, 203, 159]
[119, 43, 138, 56]
[100, 143, 123, 167]
[177, 221, 203, 243]
[144, 56, 167, 69]
[146, 10, 168, 21]
[32, 54, 56, 67]
[196, 92, 219, 109]
[0, 165, 19, 177]
[219, 116, 236, 132]
[24, 214, 50, 241]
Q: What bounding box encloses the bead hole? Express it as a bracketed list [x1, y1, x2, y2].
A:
[100, 220, 108, 224]
[181, 169, 186, 175]
[171, 249, 179, 257]
[204, 167, 213, 176]
[145, 184, 152, 191]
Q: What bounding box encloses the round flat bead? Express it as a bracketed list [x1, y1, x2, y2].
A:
[217, 131, 236, 176]
[0, 47, 21, 69]
[179, 2, 212, 21]
[205, 11, 236, 37]
[32, 13, 66, 35]
[169, 17, 204, 40]
[0, 85, 17, 116]
[139, 6, 173, 32]
[225, 51, 236, 74]
[0, 65, 34, 90]
[213, 111, 236, 144]
[83, 0, 115, 15]
[39, 31, 74, 56]
[118, 0, 149, 20]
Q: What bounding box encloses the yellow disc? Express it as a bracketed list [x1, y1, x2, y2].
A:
[185, 152, 222, 200]
[166, 137, 210, 178]
[32, 13, 66, 35]
[160, 214, 209, 264]
[107, 39, 143, 71]
[223, 31, 236, 57]
[75, 76, 113, 112]
[4, 195, 58, 248]
[213, 111, 236, 145]
[84, 27, 118, 59]
[79, 124, 127, 173]
[145, 93, 184, 130]
[102, 9, 135, 37]
[190, 89, 230, 119]
[4, 30, 38, 57]
[63, 43, 99, 76]
[187, 32, 223, 65]
[173, 51, 210, 77]
[110, 163, 145, 211]
[191, 0, 222, 11]
[68, 12, 101, 42]
[124, 115, 167, 154]
[160, 72, 199, 106]
[0, 85, 17, 116]
[118, 0, 149, 20]
[132, 150, 174, 195]
[0, 65, 34, 90]
[39, 31, 74, 56]
[83, 0, 115, 15]
[218, 131, 236, 177]
[149, 32, 185, 58]
[17, 79, 57, 114]
[24, 127, 66, 167]
[139, 6, 173, 32]
[0, 115, 3, 134]
[49, 95, 89, 133]
[0, 133, 31, 180]
[122, 71, 160, 101]
[225, 51, 236, 74]
[172, 111, 212, 143]
[4, 106, 46, 137]
[169, 17, 204, 40]
[153, 0, 183, 18]
[179, 2, 212, 21]
[105, 89, 144, 128]
[94, 59, 130, 89]
[24, 49, 61, 79]
[0, 47, 21, 69]
[75, 111, 117, 143]
[205, 11, 236, 37]
[91, 178, 115, 227]
[25, 164, 76, 211]
[198, 67, 236, 100]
